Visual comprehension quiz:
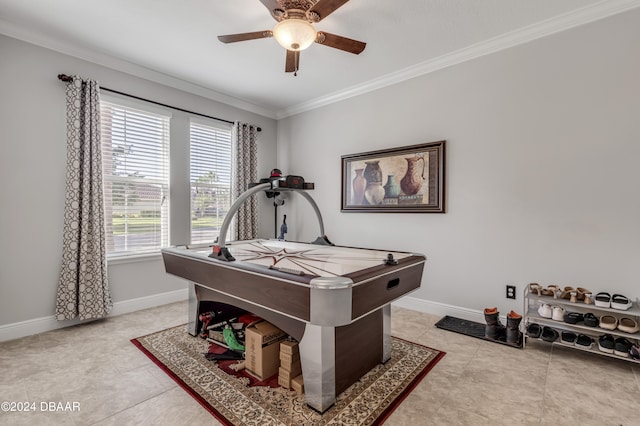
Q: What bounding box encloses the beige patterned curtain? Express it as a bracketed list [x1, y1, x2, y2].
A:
[56, 76, 112, 321]
[232, 122, 258, 240]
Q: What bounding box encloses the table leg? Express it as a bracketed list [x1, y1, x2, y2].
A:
[187, 282, 199, 336]
[382, 304, 391, 363]
[299, 324, 336, 413]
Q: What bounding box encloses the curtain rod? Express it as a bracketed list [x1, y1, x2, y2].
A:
[57, 74, 261, 132]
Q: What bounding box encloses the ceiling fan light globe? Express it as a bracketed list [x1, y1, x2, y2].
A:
[273, 19, 316, 51]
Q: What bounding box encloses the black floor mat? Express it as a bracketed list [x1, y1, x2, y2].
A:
[434, 315, 522, 349]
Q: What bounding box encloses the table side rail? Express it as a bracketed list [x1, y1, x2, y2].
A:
[350, 260, 425, 319]
[162, 252, 312, 322]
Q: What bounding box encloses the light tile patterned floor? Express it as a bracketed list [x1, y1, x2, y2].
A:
[1, 302, 638, 425]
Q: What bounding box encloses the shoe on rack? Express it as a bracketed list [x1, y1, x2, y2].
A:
[599, 315, 618, 331]
[614, 338, 632, 357]
[538, 303, 552, 318]
[541, 326, 559, 342]
[541, 285, 560, 297]
[611, 294, 633, 311]
[575, 334, 594, 349]
[594, 292, 611, 308]
[576, 287, 591, 301]
[630, 344, 640, 360]
[617, 317, 640, 334]
[529, 283, 542, 296]
[552, 306, 565, 321]
[560, 286, 575, 300]
[526, 323, 542, 338]
[560, 331, 577, 345]
[583, 313, 599, 327]
[597, 334, 615, 353]
[564, 312, 584, 324]
[583, 292, 593, 305]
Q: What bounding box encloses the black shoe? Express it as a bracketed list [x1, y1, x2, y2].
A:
[484, 308, 505, 339]
[541, 326, 559, 342]
[597, 334, 615, 353]
[526, 323, 542, 338]
[630, 344, 640, 360]
[583, 313, 599, 327]
[561, 331, 577, 345]
[575, 334, 594, 348]
[614, 338, 632, 357]
[564, 312, 584, 324]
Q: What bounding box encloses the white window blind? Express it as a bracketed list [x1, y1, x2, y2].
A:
[101, 101, 170, 257]
[190, 120, 232, 244]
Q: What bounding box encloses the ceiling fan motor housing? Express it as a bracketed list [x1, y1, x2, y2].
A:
[272, 10, 317, 51]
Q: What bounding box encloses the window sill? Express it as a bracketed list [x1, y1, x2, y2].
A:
[107, 252, 163, 265]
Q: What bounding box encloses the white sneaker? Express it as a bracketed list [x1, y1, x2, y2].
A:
[538, 303, 552, 318]
[552, 306, 565, 321]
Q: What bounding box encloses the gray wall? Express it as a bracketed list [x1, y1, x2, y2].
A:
[2, 7, 639, 333]
[276, 9, 640, 317]
[0, 35, 277, 327]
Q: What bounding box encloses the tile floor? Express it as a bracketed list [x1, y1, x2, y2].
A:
[1, 302, 639, 425]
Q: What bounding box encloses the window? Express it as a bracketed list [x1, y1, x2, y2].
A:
[190, 120, 232, 244]
[100, 100, 170, 257]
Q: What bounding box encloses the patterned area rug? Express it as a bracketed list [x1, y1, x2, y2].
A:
[132, 326, 444, 426]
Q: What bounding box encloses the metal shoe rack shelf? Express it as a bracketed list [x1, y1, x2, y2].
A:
[523, 288, 640, 363]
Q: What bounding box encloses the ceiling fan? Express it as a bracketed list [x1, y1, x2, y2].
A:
[217, 0, 366, 75]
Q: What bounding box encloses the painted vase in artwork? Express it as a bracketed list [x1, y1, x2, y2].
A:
[363, 160, 383, 183]
[400, 156, 426, 195]
[383, 174, 400, 198]
[364, 182, 385, 205]
[363, 160, 384, 205]
[351, 168, 366, 205]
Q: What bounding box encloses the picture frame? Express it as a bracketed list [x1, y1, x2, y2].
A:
[341, 141, 446, 213]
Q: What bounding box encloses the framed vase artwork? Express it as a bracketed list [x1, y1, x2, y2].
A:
[341, 141, 445, 213]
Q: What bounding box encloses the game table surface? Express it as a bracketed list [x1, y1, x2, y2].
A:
[169, 239, 417, 280]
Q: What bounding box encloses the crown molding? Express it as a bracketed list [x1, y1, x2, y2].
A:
[0, 18, 277, 120]
[276, 0, 640, 119]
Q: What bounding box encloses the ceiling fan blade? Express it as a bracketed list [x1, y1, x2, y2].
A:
[217, 31, 273, 43]
[258, 0, 282, 19]
[309, 0, 350, 21]
[285, 50, 300, 73]
[316, 32, 366, 54]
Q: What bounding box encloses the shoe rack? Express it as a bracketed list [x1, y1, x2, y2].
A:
[523, 288, 640, 363]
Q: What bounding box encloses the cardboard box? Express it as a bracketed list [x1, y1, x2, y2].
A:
[245, 321, 287, 380]
[280, 351, 300, 366]
[279, 340, 300, 365]
[291, 374, 304, 394]
[280, 340, 299, 355]
[278, 360, 302, 383]
[278, 374, 292, 389]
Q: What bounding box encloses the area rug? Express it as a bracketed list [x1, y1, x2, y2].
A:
[132, 325, 445, 425]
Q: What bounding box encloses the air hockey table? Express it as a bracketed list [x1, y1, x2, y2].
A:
[161, 179, 426, 412]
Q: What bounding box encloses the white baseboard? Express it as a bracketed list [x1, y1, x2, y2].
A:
[108, 288, 188, 317]
[0, 288, 188, 342]
[2, 291, 488, 342]
[392, 295, 486, 324]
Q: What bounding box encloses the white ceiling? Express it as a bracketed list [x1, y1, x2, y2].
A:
[1, 0, 639, 118]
